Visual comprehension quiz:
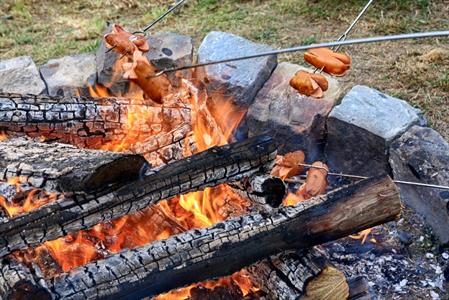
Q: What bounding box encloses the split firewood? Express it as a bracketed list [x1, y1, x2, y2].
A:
[104, 24, 149, 55]
[0, 135, 276, 257]
[0, 176, 400, 299]
[271, 150, 305, 180]
[123, 50, 172, 104]
[289, 70, 329, 98]
[302, 266, 350, 300]
[304, 48, 351, 76]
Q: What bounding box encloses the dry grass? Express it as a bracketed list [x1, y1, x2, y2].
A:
[1, 0, 448, 137]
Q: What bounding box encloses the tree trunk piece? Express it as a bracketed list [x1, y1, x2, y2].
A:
[0, 92, 192, 164]
[0, 138, 146, 193]
[0, 135, 276, 257]
[31, 175, 400, 299]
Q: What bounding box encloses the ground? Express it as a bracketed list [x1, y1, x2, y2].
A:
[1, 0, 448, 138]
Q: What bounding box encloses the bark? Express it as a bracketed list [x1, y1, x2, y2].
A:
[247, 248, 328, 300]
[0, 92, 192, 164]
[0, 257, 52, 300]
[0, 135, 276, 257]
[0, 138, 146, 193]
[230, 175, 286, 210]
[30, 175, 400, 299]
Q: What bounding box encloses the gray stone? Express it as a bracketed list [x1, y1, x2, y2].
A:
[198, 31, 277, 107]
[0, 56, 45, 94]
[40, 53, 96, 96]
[96, 26, 193, 95]
[145, 32, 193, 87]
[389, 125, 449, 245]
[247, 62, 341, 161]
[325, 85, 426, 176]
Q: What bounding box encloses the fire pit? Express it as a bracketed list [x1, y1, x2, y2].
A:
[0, 17, 448, 300]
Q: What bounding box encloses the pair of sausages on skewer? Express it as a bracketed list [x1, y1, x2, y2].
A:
[290, 48, 351, 98]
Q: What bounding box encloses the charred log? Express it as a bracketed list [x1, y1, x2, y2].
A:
[0, 93, 192, 163]
[231, 175, 286, 209]
[247, 248, 329, 299]
[0, 135, 276, 257]
[25, 175, 400, 299]
[0, 138, 146, 193]
[0, 257, 51, 300]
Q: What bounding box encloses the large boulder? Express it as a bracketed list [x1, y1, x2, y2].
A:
[198, 31, 277, 107]
[325, 85, 426, 177]
[0, 56, 45, 95]
[145, 32, 193, 87]
[40, 53, 96, 96]
[389, 125, 449, 245]
[247, 62, 341, 161]
[96, 26, 193, 95]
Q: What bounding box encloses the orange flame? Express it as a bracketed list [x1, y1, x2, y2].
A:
[16, 78, 256, 297]
[0, 131, 8, 141]
[0, 177, 60, 218]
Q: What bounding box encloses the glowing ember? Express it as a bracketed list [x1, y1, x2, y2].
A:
[7, 71, 257, 297]
[350, 228, 376, 244]
[0, 177, 61, 218]
[0, 131, 8, 141]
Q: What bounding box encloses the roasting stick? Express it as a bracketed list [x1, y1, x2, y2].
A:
[106, 0, 189, 53]
[313, 0, 374, 74]
[284, 163, 449, 191]
[151, 31, 449, 77]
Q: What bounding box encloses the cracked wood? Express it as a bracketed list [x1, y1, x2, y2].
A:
[0, 135, 276, 257]
[37, 175, 400, 299]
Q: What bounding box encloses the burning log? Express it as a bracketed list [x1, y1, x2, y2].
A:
[0, 257, 51, 300]
[0, 92, 192, 163]
[0, 135, 276, 257]
[230, 174, 286, 209]
[247, 248, 332, 299]
[0, 138, 146, 193]
[4, 175, 400, 299]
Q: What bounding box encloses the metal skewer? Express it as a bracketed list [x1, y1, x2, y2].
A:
[313, 0, 374, 73]
[106, 0, 189, 53]
[151, 31, 449, 77]
[285, 163, 449, 191]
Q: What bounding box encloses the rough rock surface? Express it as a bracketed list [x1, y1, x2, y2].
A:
[247, 62, 341, 161]
[198, 31, 277, 107]
[0, 56, 45, 95]
[389, 125, 449, 245]
[96, 26, 193, 95]
[40, 53, 96, 96]
[325, 85, 426, 177]
[146, 32, 193, 87]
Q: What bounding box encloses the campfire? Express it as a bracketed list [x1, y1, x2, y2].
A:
[0, 4, 448, 299]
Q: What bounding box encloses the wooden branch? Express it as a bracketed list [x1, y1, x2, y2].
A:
[0, 135, 276, 257]
[0, 138, 146, 193]
[0, 93, 192, 163]
[33, 175, 400, 299]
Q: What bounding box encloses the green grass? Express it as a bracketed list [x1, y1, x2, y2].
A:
[0, 0, 448, 138]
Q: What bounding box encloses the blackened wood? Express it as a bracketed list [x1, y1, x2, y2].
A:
[0, 135, 276, 257]
[0, 92, 192, 164]
[231, 175, 286, 209]
[247, 249, 328, 299]
[44, 176, 400, 299]
[0, 257, 51, 300]
[0, 138, 146, 193]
